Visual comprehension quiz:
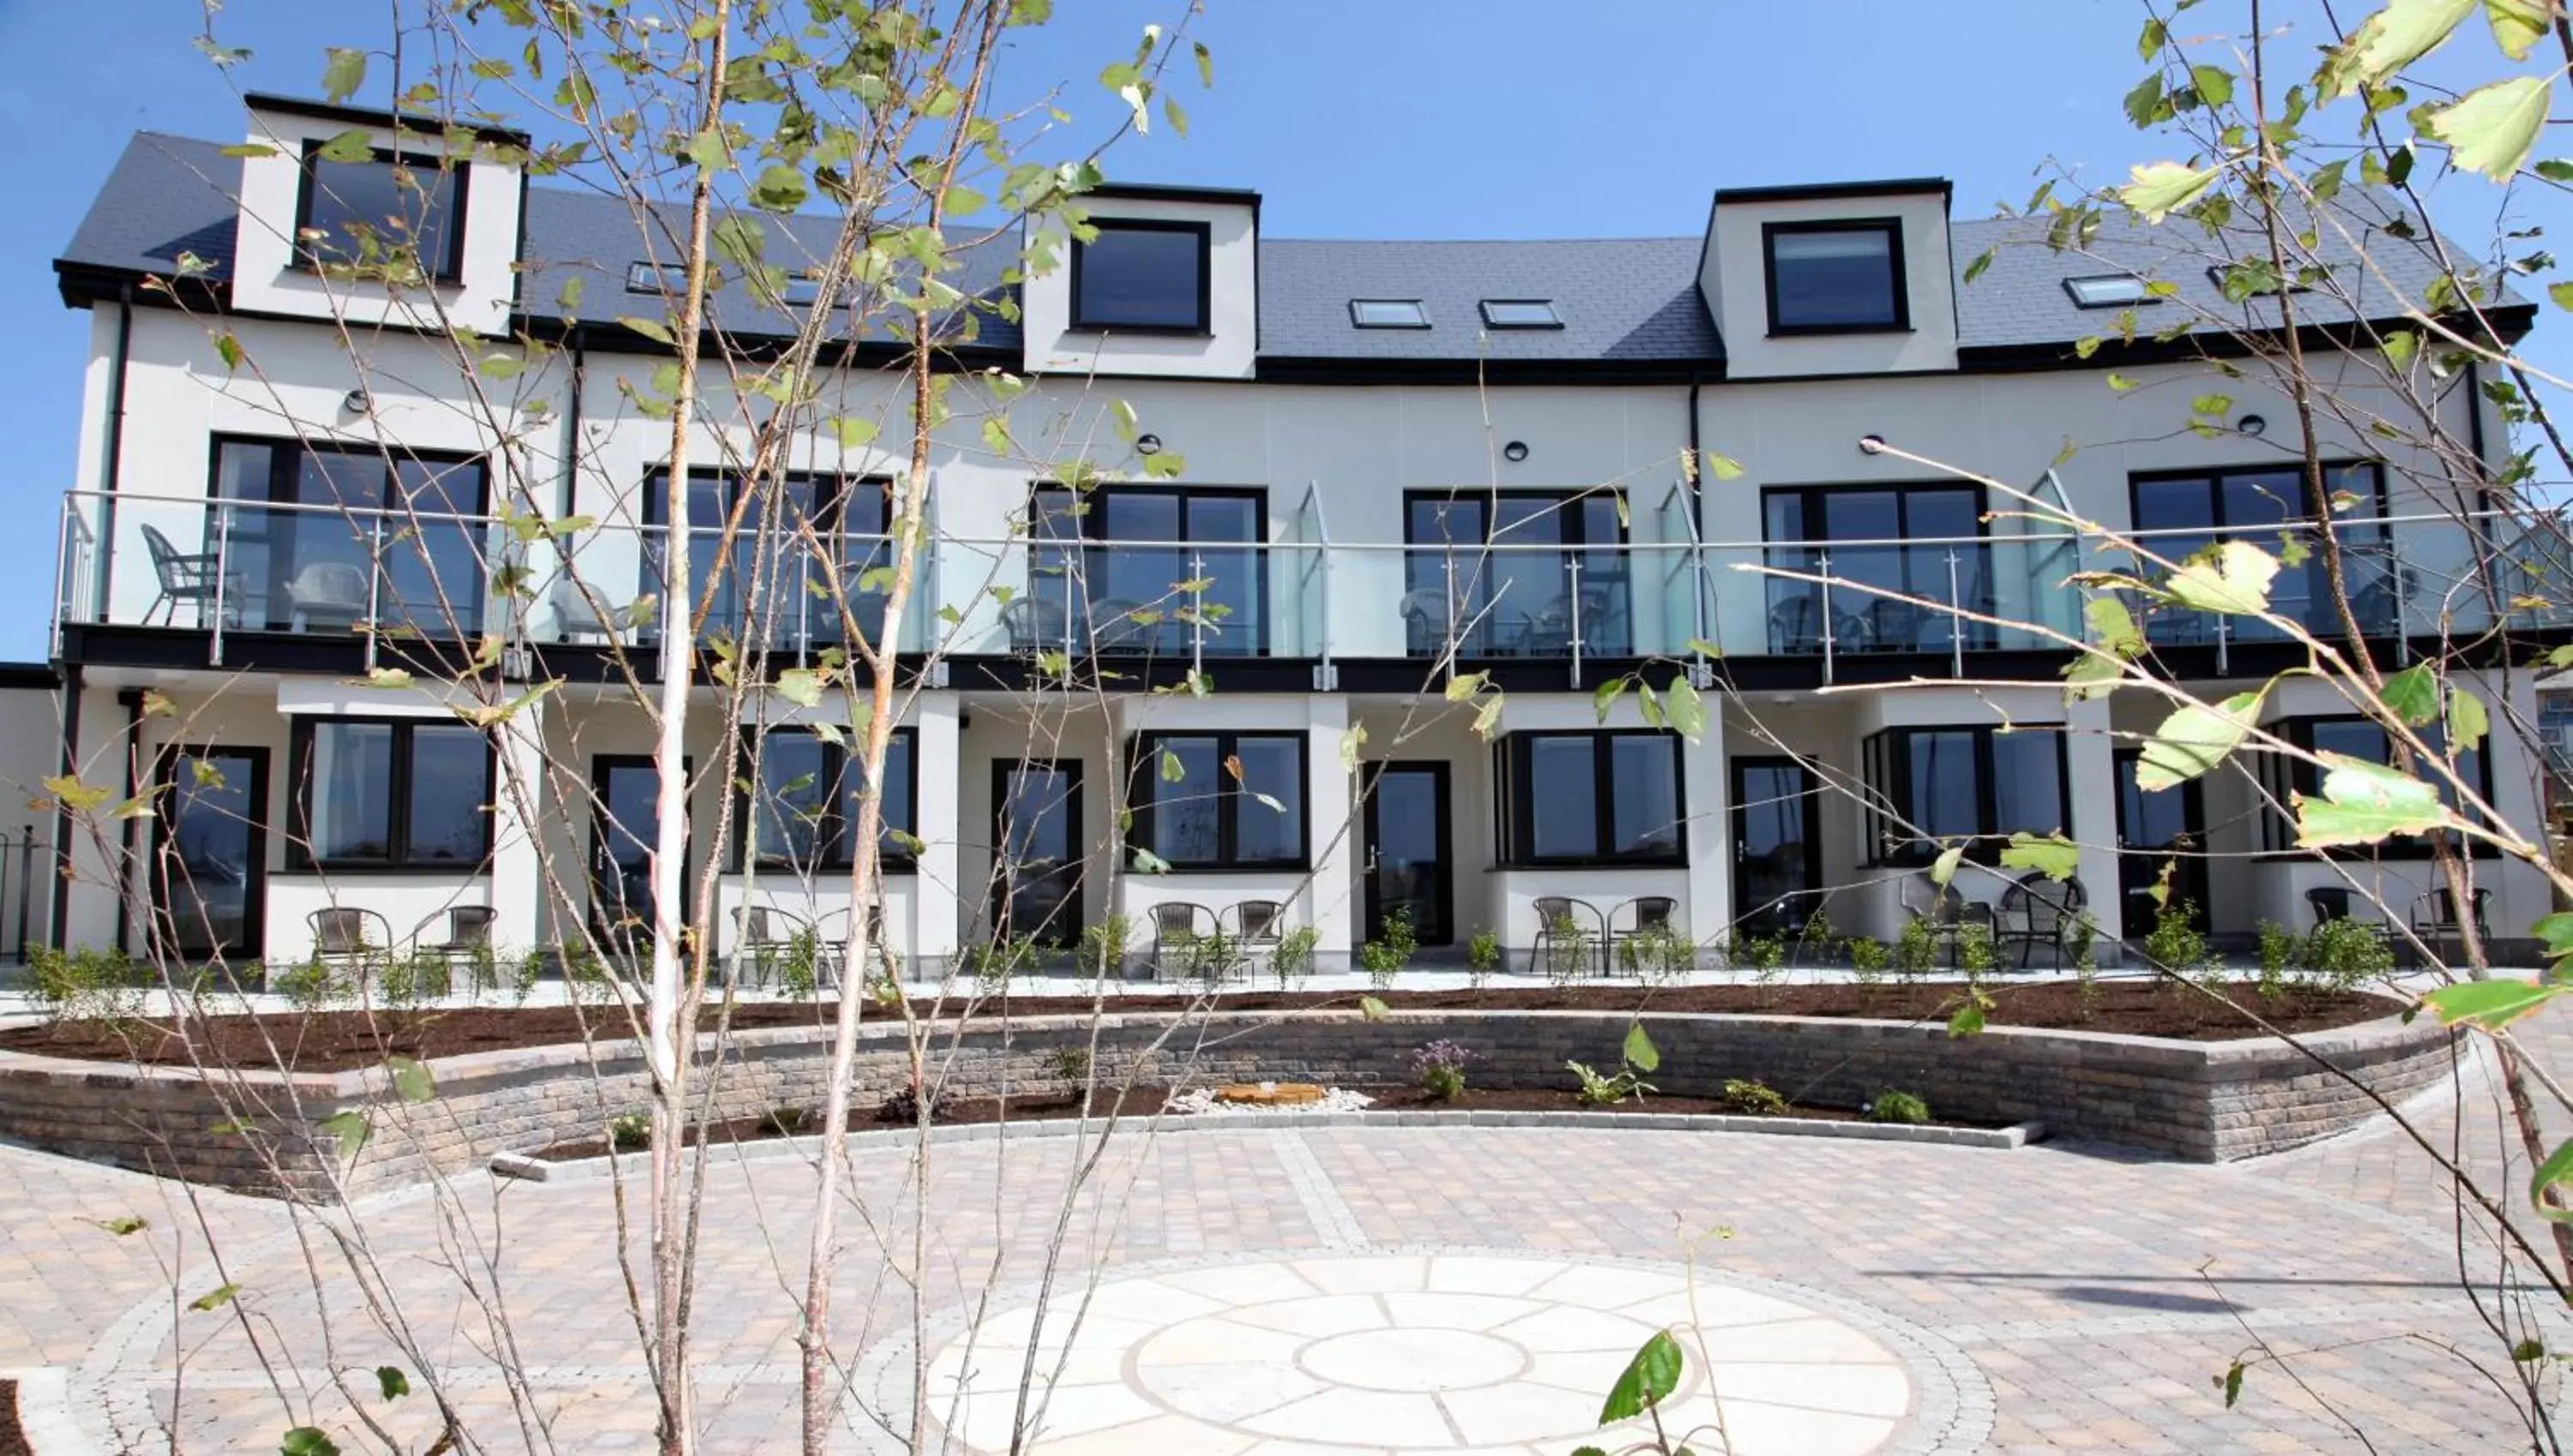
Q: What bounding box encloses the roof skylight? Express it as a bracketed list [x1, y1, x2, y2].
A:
[1479, 298, 1563, 329]
[2062, 274, 2157, 309]
[1350, 298, 1430, 328]
[626, 262, 683, 294]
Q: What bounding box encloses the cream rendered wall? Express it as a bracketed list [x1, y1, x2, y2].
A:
[1701, 190, 1959, 380]
[1487, 695, 1726, 948]
[1345, 701, 1496, 950]
[229, 104, 523, 335]
[1018, 195, 1257, 380]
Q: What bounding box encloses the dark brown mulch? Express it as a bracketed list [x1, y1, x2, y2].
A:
[1359, 1082, 2013, 1128]
[0, 980, 2395, 1074]
[0, 1380, 27, 1456]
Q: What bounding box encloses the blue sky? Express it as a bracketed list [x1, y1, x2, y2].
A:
[0, 0, 2558, 659]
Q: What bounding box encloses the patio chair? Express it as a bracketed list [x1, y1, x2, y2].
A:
[1997, 873, 2086, 971]
[731, 905, 818, 992]
[1400, 588, 1459, 656]
[1532, 895, 1607, 979]
[307, 906, 393, 995]
[1609, 896, 1683, 977]
[1087, 597, 1152, 653]
[1900, 874, 1993, 969]
[285, 561, 369, 633]
[2410, 887, 2492, 958]
[551, 578, 633, 644]
[1000, 595, 1071, 654]
[1147, 901, 1219, 980]
[815, 903, 891, 986]
[413, 905, 497, 990]
[140, 524, 234, 628]
[1225, 899, 1286, 981]
[2305, 886, 2355, 926]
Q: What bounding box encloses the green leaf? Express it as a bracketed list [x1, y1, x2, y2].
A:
[360, 665, 413, 690]
[375, 1365, 410, 1399]
[316, 129, 373, 165]
[317, 1110, 371, 1163]
[1593, 677, 1628, 723]
[2515, 1337, 2548, 1362]
[1948, 995, 1988, 1038]
[2446, 687, 2490, 755]
[2190, 393, 2234, 418]
[2087, 597, 2146, 658]
[280, 1429, 341, 1456]
[214, 333, 244, 370]
[1194, 40, 1214, 87]
[2489, 0, 2553, 59]
[2190, 64, 2236, 107]
[1963, 247, 1996, 285]
[618, 316, 675, 346]
[1702, 451, 1745, 481]
[1359, 995, 1390, 1022]
[684, 126, 728, 173]
[750, 164, 809, 212]
[827, 417, 879, 451]
[1929, 844, 1965, 889]
[2220, 1359, 2245, 1408]
[2534, 912, 2573, 960]
[2119, 160, 2220, 222]
[2380, 664, 2440, 724]
[1999, 831, 2080, 881]
[2419, 978, 2566, 1029]
[93, 1215, 148, 1236]
[1685, 637, 1725, 659]
[2532, 1137, 2573, 1223]
[1663, 677, 1708, 743]
[2295, 755, 2456, 845]
[2139, 15, 2168, 57]
[1597, 1329, 1684, 1423]
[774, 667, 826, 708]
[2427, 75, 2553, 181]
[43, 774, 112, 813]
[942, 184, 987, 216]
[2321, 0, 2475, 97]
[1160, 749, 1186, 784]
[1622, 1022, 1660, 1074]
[2062, 653, 2125, 703]
[2166, 540, 2281, 615]
[2136, 690, 2263, 791]
[1341, 723, 1368, 773]
[384, 1056, 434, 1104]
[190, 1281, 241, 1312]
[1162, 95, 1190, 138]
[2550, 282, 2573, 312]
[2538, 158, 2573, 182]
[321, 47, 368, 104]
[1130, 847, 1172, 875]
[2106, 372, 2141, 392]
[980, 416, 1013, 456]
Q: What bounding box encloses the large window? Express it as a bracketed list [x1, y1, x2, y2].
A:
[1860, 726, 2067, 865]
[2130, 462, 2389, 641]
[1496, 731, 1684, 866]
[1030, 485, 1267, 655]
[1070, 220, 1209, 333]
[1762, 484, 1989, 654]
[2260, 714, 2489, 855]
[294, 142, 466, 281]
[740, 727, 918, 871]
[1763, 220, 1906, 334]
[643, 469, 894, 649]
[1403, 491, 1630, 658]
[291, 718, 493, 870]
[1130, 731, 1306, 869]
[211, 437, 488, 638]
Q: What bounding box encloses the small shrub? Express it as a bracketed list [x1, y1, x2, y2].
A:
[2142, 899, 2208, 979]
[1868, 1090, 1931, 1126]
[1080, 916, 1130, 977]
[1188, 927, 1243, 987]
[762, 1105, 806, 1138]
[1565, 1023, 1660, 1105]
[381, 949, 453, 1010]
[609, 1113, 652, 1152]
[1720, 1078, 1787, 1116]
[1048, 1045, 1094, 1090]
[966, 934, 1037, 995]
[1359, 908, 1415, 990]
[780, 929, 823, 1001]
[1411, 1039, 1476, 1102]
[2303, 917, 2394, 992]
[276, 954, 344, 1013]
[28, 946, 147, 1025]
[511, 948, 545, 1007]
[1956, 920, 1995, 979]
[1271, 925, 1319, 990]
[1540, 912, 1594, 986]
[875, 1082, 950, 1125]
[2255, 920, 2298, 1002]
[1797, 909, 1841, 966]
[1466, 929, 1502, 989]
[1847, 935, 1889, 980]
[1618, 923, 1693, 985]
[1894, 917, 1939, 977]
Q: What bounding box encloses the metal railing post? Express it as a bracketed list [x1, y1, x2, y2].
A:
[208, 503, 232, 667]
[2390, 539, 2413, 665]
[1945, 548, 1964, 679]
[1565, 555, 1585, 689]
[363, 516, 385, 672]
[1443, 553, 1461, 660]
[15, 825, 32, 963]
[1817, 548, 1837, 688]
[1190, 549, 1206, 677]
[2214, 611, 2231, 677]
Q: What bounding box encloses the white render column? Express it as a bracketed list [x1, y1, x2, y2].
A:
[1303, 693, 1358, 974]
[1680, 702, 1731, 946]
[2064, 699, 2124, 954]
[486, 702, 549, 954]
[909, 691, 962, 968]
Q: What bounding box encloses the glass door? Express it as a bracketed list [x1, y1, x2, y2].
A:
[591, 756, 684, 954]
[1364, 762, 1451, 945]
[157, 747, 268, 960]
[1732, 756, 1819, 936]
[995, 760, 1082, 947]
[2114, 748, 2208, 933]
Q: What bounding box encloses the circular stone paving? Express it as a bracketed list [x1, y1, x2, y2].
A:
[906, 1251, 1921, 1455]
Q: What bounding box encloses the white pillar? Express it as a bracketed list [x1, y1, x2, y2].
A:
[487, 705, 549, 954]
[2064, 698, 2124, 954]
[1682, 706, 1731, 944]
[910, 691, 962, 967]
[1304, 694, 1357, 973]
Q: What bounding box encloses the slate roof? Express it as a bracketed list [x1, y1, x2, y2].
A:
[56, 130, 2524, 370]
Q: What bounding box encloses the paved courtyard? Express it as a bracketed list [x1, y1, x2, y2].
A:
[0, 1022, 2565, 1454]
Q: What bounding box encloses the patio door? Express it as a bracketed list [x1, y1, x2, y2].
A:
[1731, 757, 1819, 936]
[1363, 761, 1451, 945]
[156, 746, 268, 960]
[995, 760, 1082, 947]
[2113, 748, 2208, 933]
[591, 755, 686, 953]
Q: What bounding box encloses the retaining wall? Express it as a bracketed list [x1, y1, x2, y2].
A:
[0, 1003, 2457, 1200]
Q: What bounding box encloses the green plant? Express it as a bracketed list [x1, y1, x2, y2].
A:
[1359, 907, 1415, 990]
[561, 938, 614, 1005]
[276, 954, 344, 1013]
[609, 1113, 651, 1152]
[27, 946, 147, 1025]
[1412, 1039, 1474, 1102]
[2302, 916, 2395, 993]
[2142, 898, 2208, 978]
[1465, 929, 1501, 990]
[1565, 1022, 1660, 1106]
[1894, 917, 1939, 977]
[2069, 913, 2101, 1021]
[780, 928, 823, 1001]
[1188, 927, 1243, 987]
[1847, 935, 1889, 1000]
[380, 949, 452, 1010]
[511, 948, 544, 1007]
[1047, 1045, 1093, 1091]
[1720, 1078, 1787, 1116]
[1618, 922, 1692, 984]
[965, 933, 1037, 995]
[762, 1105, 805, 1138]
[1539, 912, 1593, 987]
[1868, 1090, 1931, 1126]
[1079, 915, 1130, 977]
[1271, 924, 1318, 990]
[1798, 908, 1841, 966]
[2255, 919, 2299, 1002]
[1956, 920, 1995, 980]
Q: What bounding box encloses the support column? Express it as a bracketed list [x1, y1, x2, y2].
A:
[487, 705, 549, 955]
[1303, 694, 1357, 974]
[1681, 708, 1730, 946]
[910, 692, 962, 969]
[2064, 699, 2124, 957]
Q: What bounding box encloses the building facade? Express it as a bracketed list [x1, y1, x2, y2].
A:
[36, 94, 2565, 971]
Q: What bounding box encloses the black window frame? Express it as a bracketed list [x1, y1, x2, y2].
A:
[626, 261, 682, 294]
[208, 434, 493, 637]
[1477, 298, 1564, 330]
[292, 139, 470, 284]
[1069, 219, 1213, 335]
[1128, 730, 1311, 871]
[1859, 725, 2070, 867]
[1401, 489, 1635, 659]
[1494, 730, 1689, 869]
[211, 433, 491, 514]
[2063, 274, 2160, 309]
[734, 725, 920, 874]
[287, 716, 497, 873]
[1349, 298, 1431, 329]
[2127, 460, 2390, 635]
[1758, 481, 1995, 653]
[1031, 483, 1274, 655]
[1761, 218, 1908, 336]
[2261, 714, 2495, 858]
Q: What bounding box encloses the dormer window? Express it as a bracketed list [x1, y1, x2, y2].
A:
[1763, 220, 1906, 334]
[2064, 274, 2157, 309]
[1071, 220, 1210, 334]
[781, 274, 825, 307]
[1350, 298, 1430, 328]
[295, 142, 465, 282]
[626, 262, 682, 294]
[1479, 299, 1562, 329]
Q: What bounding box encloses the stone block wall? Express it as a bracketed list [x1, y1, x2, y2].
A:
[0, 1004, 2457, 1200]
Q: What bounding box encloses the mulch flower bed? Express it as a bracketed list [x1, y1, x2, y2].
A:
[0, 979, 2395, 1074]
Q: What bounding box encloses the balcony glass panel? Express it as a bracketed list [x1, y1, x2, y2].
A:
[1400, 493, 1630, 658]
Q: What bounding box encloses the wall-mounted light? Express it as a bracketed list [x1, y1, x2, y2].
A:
[2238, 414, 2268, 437]
[1858, 434, 1887, 455]
[1502, 441, 1529, 463]
[340, 388, 372, 417]
[1135, 433, 1163, 456]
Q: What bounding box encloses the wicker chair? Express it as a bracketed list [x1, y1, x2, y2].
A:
[1997, 873, 2085, 971]
[1532, 895, 1606, 980]
[1226, 899, 1286, 980]
[1148, 901, 1219, 980]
